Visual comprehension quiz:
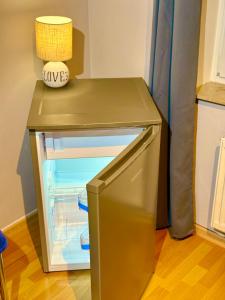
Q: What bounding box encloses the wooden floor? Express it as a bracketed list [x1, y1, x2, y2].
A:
[2, 214, 225, 300]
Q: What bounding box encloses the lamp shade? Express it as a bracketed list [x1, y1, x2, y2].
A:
[35, 16, 72, 62]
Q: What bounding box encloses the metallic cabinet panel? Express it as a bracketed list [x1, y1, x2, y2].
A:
[27, 78, 161, 131]
[87, 125, 161, 300]
[29, 131, 50, 272]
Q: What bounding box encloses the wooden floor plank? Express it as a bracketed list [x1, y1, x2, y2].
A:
[2, 213, 225, 299]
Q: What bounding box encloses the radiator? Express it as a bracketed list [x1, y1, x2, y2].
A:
[211, 138, 225, 234]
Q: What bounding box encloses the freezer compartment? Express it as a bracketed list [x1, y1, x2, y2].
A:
[45, 128, 144, 159]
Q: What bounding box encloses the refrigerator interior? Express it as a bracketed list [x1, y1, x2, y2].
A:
[39, 128, 144, 270]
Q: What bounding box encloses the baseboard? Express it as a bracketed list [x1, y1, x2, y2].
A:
[195, 223, 225, 248]
[2, 209, 38, 232]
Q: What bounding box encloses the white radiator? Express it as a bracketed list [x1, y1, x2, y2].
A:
[211, 138, 225, 234]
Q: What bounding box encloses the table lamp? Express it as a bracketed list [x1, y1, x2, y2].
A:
[35, 16, 72, 88]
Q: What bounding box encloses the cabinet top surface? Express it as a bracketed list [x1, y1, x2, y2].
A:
[27, 77, 161, 130]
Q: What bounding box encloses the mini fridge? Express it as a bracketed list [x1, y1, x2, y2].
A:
[27, 78, 161, 300]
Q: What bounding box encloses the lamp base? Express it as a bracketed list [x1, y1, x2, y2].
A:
[42, 62, 69, 88]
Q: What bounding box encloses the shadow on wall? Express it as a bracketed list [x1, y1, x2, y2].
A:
[66, 27, 85, 78]
[148, 1, 169, 230]
[17, 130, 43, 260]
[207, 145, 220, 228]
[197, 0, 207, 87]
[32, 25, 44, 77]
[17, 130, 36, 217]
[193, 103, 198, 225]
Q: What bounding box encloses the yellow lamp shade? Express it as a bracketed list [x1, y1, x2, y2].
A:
[35, 16, 72, 62]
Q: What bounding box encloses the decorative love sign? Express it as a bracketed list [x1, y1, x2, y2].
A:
[42, 62, 70, 88]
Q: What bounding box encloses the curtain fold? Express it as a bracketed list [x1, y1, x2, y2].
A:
[150, 0, 202, 238]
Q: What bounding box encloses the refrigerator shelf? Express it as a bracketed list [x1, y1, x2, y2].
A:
[52, 222, 88, 242]
[51, 236, 90, 267]
[49, 184, 86, 197]
[52, 197, 88, 239]
[50, 221, 90, 267]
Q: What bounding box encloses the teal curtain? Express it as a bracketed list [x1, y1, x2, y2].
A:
[150, 0, 202, 238]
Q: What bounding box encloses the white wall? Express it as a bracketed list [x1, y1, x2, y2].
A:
[0, 0, 90, 229]
[197, 0, 219, 86]
[88, 0, 153, 82]
[195, 101, 225, 228]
